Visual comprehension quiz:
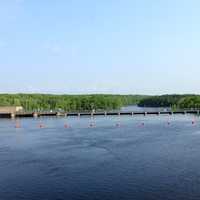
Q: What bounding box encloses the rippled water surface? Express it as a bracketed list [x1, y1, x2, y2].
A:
[1, 115, 200, 200]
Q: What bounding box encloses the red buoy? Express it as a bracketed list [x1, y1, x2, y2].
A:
[115, 123, 121, 127]
[38, 123, 45, 128]
[89, 123, 95, 128]
[15, 123, 21, 128]
[64, 124, 69, 128]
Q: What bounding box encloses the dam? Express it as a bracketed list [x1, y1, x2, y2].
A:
[0, 110, 199, 119]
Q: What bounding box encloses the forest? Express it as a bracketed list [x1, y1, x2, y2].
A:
[1, 94, 200, 112]
[0, 94, 146, 112]
[138, 94, 200, 109]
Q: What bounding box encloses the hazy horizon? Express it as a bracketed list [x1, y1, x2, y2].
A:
[0, 92, 199, 96]
[1, 0, 200, 94]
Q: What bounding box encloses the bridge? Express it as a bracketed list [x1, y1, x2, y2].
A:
[0, 110, 199, 119]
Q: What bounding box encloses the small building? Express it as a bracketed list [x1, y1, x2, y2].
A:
[0, 106, 23, 113]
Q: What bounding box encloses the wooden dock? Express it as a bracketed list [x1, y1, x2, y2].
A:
[0, 110, 199, 119]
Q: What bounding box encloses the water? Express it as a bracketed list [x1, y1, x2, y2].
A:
[120, 105, 170, 112]
[0, 114, 200, 200]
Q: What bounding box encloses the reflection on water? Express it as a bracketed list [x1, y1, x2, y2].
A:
[0, 114, 200, 200]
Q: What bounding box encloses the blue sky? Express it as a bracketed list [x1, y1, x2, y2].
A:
[0, 0, 200, 94]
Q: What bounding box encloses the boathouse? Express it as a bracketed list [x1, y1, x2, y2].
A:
[0, 106, 23, 113]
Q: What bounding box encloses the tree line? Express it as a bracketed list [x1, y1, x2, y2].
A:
[0, 94, 146, 112]
[1, 93, 200, 111]
[138, 94, 200, 109]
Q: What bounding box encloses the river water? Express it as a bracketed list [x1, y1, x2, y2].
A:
[0, 113, 200, 200]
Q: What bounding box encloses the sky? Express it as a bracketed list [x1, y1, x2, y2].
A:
[0, 0, 200, 95]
